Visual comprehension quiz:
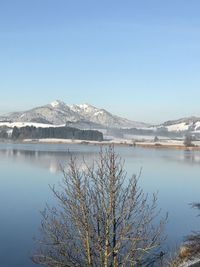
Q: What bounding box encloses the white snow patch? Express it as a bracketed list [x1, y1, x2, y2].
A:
[78, 104, 90, 109]
[166, 122, 189, 132]
[195, 121, 200, 130]
[0, 122, 65, 128]
[51, 100, 66, 108]
[94, 111, 103, 116]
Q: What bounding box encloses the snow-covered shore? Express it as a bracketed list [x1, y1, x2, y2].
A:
[20, 138, 200, 150]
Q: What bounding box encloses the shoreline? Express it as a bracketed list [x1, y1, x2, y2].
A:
[6, 138, 199, 151]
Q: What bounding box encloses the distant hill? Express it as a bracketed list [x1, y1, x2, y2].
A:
[154, 117, 200, 133]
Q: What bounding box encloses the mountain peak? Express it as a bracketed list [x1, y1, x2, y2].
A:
[50, 100, 66, 108]
[78, 103, 96, 109]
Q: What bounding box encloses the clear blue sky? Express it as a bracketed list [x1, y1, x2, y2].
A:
[0, 0, 200, 123]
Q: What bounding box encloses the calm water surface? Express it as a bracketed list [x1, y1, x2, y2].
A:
[0, 143, 200, 267]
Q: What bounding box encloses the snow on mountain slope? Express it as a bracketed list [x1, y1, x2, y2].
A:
[165, 122, 189, 132]
[1, 101, 84, 125]
[70, 103, 147, 128]
[156, 117, 200, 132]
[0, 100, 148, 129]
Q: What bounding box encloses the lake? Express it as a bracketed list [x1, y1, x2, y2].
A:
[0, 143, 200, 267]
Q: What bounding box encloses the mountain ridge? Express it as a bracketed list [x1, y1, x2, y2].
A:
[0, 100, 148, 129]
[1, 101, 200, 133]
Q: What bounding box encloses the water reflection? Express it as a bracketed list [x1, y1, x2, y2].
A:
[1, 145, 200, 175]
[159, 149, 200, 166]
[1, 143, 200, 267]
[181, 150, 200, 164]
[0, 146, 98, 173]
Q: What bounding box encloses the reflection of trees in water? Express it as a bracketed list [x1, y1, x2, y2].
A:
[182, 151, 200, 164]
[0, 148, 98, 173]
[160, 150, 200, 165]
[1, 146, 200, 174]
[175, 151, 200, 165]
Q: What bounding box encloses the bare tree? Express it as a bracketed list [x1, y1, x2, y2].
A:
[32, 146, 167, 267]
[184, 135, 194, 147]
[154, 136, 159, 143]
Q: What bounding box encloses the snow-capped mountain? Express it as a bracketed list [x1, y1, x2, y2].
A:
[0, 100, 148, 129]
[70, 103, 147, 128]
[2, 100, 82, 125]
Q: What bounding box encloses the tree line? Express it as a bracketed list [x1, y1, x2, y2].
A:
[10, 126, 103, 141]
